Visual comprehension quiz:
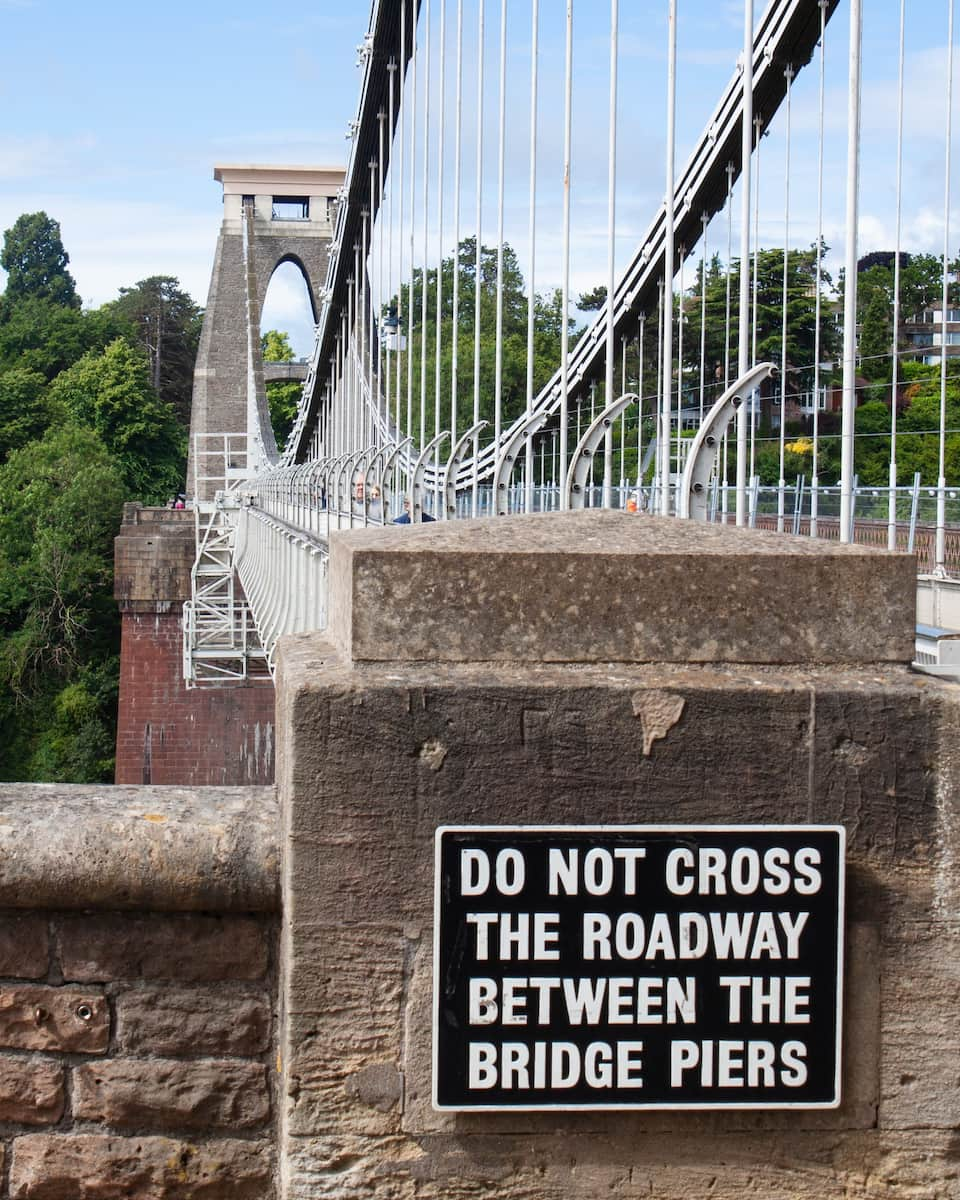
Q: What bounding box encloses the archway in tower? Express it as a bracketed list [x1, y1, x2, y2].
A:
[261, 260, 316, 450]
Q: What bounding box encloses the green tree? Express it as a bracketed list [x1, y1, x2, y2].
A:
[385, 239, 573, 440]
[852, 251, 960, 382]
[105, 276, 202, 426]
[577, 285, 607, 312]
[0, 424, 124, 781]
[47, 338, 185, 502]
[858, 289, 893, 380]
[683, 246, 840, 398]
[0, 367, 51, 460]
[0, 298, 126, 381]
[261, 329, 301, 450]
[0, 212, 80, 312]
[895, 360, 960, 485]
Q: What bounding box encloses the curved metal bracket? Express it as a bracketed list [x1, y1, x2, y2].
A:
[492, 414, 550, 516]
[382, 437, 414, 484]
[328, 452, 354, 520]
[563, 393, 639, 511]
[349, 444, 380, 526]
[678, 362, 776, 520]
[380, 437, 413, 520]
[441, 422, 488, 519]
[336, 448, 368, 525]
[410, 432, 450, 523]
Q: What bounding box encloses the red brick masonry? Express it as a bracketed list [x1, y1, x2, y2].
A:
[0, 910, 276, 1199]
[114, 505, 275, 786]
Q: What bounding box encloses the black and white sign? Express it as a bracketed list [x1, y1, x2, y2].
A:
[433, 825, 844, 1111]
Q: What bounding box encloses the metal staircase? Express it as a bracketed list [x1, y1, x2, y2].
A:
[183, 434, 271, 687]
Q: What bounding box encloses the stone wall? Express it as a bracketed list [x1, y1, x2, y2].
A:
[0, 785, 279, 1199]
[114, 505, 276, 787]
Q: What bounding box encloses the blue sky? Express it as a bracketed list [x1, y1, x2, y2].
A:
[1, 0, 957, 358]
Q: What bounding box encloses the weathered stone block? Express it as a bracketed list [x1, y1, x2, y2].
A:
[0, 986, 108, 1053]
[0, 915, 49, 978]
[879, 920, 960, 1130]
[327, 510, 916, 665]
[59, 915, 269, 983]
[276, 613, 960, 1199]
[280, 650, 822, 928]
[72, 1058, 270, 1131]
[0, 1058, 64, 1124]
[116, 985, 270, 1057]
[284, 1129, 960, 1199]
[283, 926, 404, 1137]
[9, 1134, 274, 1199]
[0, 787, 278, 912]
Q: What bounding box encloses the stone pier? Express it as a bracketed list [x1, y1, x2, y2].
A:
[275, 510, 960, 1199]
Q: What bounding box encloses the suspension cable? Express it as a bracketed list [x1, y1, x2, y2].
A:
[558, 0, 573, 510]
[471, 0, 486, 516]
[603, 0, 620, 508]
[811, 0, 827, 538]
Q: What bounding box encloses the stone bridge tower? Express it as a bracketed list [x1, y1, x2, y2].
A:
[187, 164, 344, 495]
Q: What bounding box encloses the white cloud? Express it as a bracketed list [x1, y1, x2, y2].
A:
[0, 134, 98, 181]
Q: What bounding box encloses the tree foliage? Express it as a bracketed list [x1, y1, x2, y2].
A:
[47, 338, 185, 503]
[0, 298, 127, 382]
[1, 212, 80, 312]
[384, 239, 575, 439]
[0, 425, 124, 781]
[261, 329, 301, 450]
[682, 247, 840, 398]
[105, 276, 202, 425]
[0, 212, 202, 780]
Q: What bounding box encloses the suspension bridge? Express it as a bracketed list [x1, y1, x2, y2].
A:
[179, 0, 960, 688]
[98, 6, 960, 1189]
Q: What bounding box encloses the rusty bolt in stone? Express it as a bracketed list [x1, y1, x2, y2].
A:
[34, 1007, 48, 1025]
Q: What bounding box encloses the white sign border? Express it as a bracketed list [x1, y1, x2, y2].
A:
[432, 823, 846, 1113]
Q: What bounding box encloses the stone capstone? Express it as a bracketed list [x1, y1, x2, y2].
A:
[327, 509, 916, 665]
[0, 786, 278, 912]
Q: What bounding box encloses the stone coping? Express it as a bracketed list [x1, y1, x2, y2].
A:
[0, 786, 278, 912]
[327, 509, 916, 666]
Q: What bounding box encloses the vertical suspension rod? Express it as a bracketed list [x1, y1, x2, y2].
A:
[493, 0, 508, 462]
[471, 0, 486, 517]
[660, 0, 678, 515]
[524, 0, 540, 512]
[778, 67, 793, 535]
[603, 0, 619, 509]
[451, 0, 464, 459]
[736, 0, 754, 526]
[935, 0, 955, 575]
[839, 0, 863, 544]
[419, 0, 432, 452]
[558, 1, 574, 509]
[888, 0, 906, 551]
